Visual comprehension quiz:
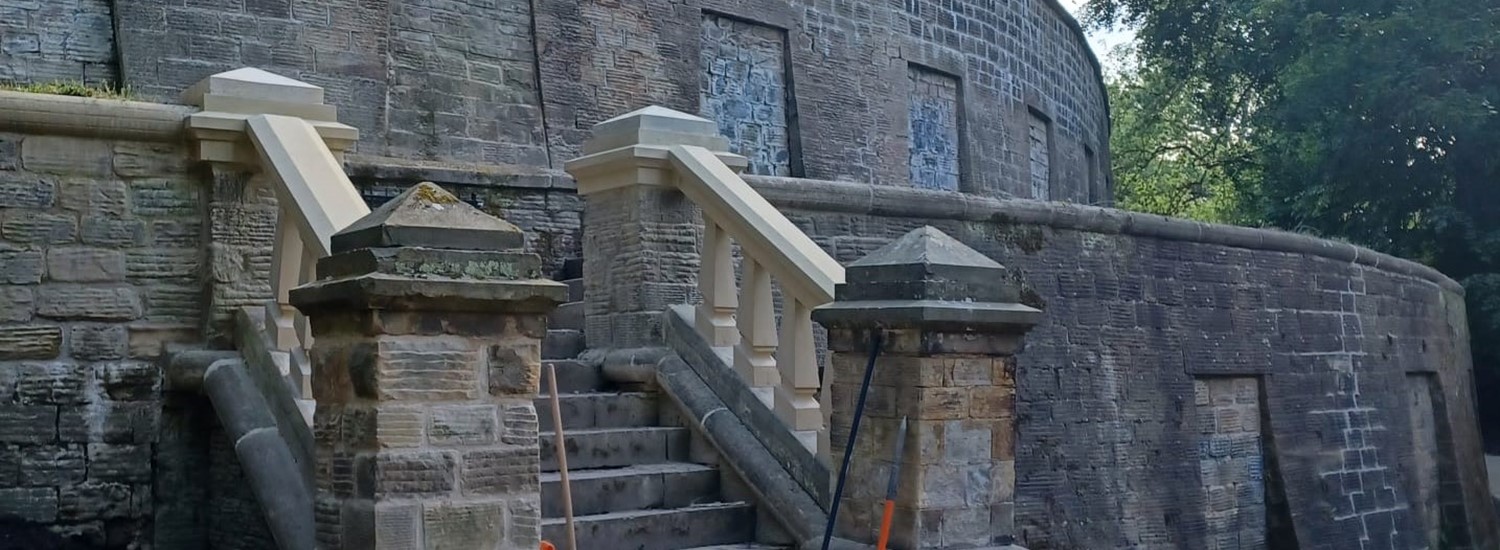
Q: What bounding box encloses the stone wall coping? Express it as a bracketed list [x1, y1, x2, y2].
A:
[345, 154, 578, 190]
[745, 175, 1464, 294]
[0, 90, 193, 142]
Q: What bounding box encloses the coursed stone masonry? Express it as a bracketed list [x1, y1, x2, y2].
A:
[290, 182, 565, 549]
[0, 111, 202, 546]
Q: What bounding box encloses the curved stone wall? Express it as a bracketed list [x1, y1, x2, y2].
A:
[2, 0, 1109, 201]
[743, 175, 1498, 550]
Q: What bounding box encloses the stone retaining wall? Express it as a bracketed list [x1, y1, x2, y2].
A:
[0, 97, 203, 547]
[745, 175, 1498, 550]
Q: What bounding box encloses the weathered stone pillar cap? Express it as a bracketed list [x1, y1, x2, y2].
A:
[330, 182, 525, 253]
[813, 225, 1041, 331]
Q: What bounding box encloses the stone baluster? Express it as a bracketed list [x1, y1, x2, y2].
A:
[735, 258, 779, 406]
[813, 226, 1041, 549]
[290, 182, 565, 549]
[266, 210, 303, 351]
[696, 220, 739, 347]
[776, 293, 821, 453]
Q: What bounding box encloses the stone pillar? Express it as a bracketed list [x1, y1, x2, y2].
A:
[290, 183, 565, 549]
[813, 226, 1041, 549]
[564, 106, 746, 356]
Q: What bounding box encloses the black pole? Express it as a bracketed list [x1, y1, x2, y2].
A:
[822, 329, 883, 550]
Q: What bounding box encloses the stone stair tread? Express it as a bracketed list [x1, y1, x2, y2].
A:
[539, 461, 715, 483]
[541, 502, 757, 550]
[683, 545, 788, 549]
[535, 391, 658, 430]
[540, 359, 603, 394]
[539, 426, 691, 471]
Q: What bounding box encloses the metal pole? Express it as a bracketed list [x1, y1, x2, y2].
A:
[822, 330, 883, 550]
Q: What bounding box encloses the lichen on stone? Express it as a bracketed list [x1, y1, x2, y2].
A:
[410, 182, 461, 206]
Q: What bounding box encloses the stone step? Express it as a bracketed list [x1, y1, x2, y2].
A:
[536, 392, 658, 431]
[684, 545, 788, 550]
[539, 360, 603, 395]
[563, 277, 583, 302]
[539, 426, 689, 471]
[540, 462, 719, 517]
[548, 301, 585, 332]
[543, 329, 585, 360]
[541, 502, 757, 550]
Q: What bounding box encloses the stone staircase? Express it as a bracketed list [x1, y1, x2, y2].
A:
[535, 260, 784, 550]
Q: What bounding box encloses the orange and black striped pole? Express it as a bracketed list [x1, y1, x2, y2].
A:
[875, 416, 907, 550]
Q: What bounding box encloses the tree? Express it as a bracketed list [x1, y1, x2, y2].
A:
[1089, 0, 1500, 445]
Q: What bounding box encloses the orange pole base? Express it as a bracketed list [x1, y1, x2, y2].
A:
[876, 499, 896, 550]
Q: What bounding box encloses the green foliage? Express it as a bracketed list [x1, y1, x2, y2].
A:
[1090, 0, 1500, 443]
[0, 80, 133, 100]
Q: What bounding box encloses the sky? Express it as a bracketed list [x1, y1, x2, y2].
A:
[1057, 0, 1137, 75]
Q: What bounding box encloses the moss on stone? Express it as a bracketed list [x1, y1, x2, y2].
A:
[0, 80, 133, 99]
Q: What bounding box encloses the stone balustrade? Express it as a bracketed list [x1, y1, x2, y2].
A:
[566, 106, 845, 457]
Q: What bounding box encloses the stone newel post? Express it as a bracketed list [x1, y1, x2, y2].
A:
[290, 183, 565, 549]
[564, 107, 747, 364]
[813, 226, 1041, 549]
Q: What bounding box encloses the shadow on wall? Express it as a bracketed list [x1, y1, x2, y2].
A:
[0, 518, 106, 550]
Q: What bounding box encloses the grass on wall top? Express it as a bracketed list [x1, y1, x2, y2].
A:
[0, 80, 133, 100]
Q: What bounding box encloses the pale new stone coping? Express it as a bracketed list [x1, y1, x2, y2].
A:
[564, 143, 748, 194]
[581, 105, 733, 154]
[0, 90, 193, 142]
[246, 114, 371, 257]
[182, 67, 325, 106]
[669, 144, 843, 306]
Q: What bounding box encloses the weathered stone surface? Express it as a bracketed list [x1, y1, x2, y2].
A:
[0, 405, 58, 443]
[0, 173, 56, 208]
[460, 447, 537, 494]
[58, 178, 129, 218]
[0, 287, 36, 322]
[96, 362, 159, 401]
[89, 443, 153, 483]
[489, 342, 541, 395]
[114, 142, 191, 177]
[1, 210, 78, 244]
[330, 182, 525, 253]
[46, 247, 126, 282]
[58, 482, 134, 520]
[0, 250, 44, 284]
[427, 404, 498, 447]
[16, 362, 88, 404]
[423, 501, 504, 548]
[359, 451, 457, 497]
[70, 324, 128, 360]
[21, 136, 114, 177]
[36, 286, 143, 320]
[20, 446, 87, 486]
[0, 488, 60, 522]
[80, 217, 146, 247]
[0, 325, 62, 359]
[128, 178, 199, 217]
[908, 66, 962, 191]
[372, 337, 480, 401]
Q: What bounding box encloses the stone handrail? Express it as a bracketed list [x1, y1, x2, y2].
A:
[566, 106, 846, 458]
[669, 144, 845, 455]
[185, 69, 369, 405]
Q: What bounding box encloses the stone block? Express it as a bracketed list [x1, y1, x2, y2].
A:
[423, 501, 505, 549]
[58, 178, 128, 218]
[59, 400, 158, 444]
[0, 405, 57, 443]
[58, 482, 133, 520]
[0, 173, 56, 208]
[357, 451, 457, 497]
[47, 247, 126, 282]
[0, 325, 62, 359]
[21, 137, 113, 177]
[427, 404, 498, 447]
[368, 500, 422, 549]
[371, 337, 481, 401]
[113, 142, 190, 178]
[1, 210, 78, 244]
[36, 286, 143, 320]
[129, 178, 200, 217]
[969, 386, 1014, 419]
[125, 249, 200, 279]
[69, 325, 128, 361]
[905, 387, 969, 420]
[499, 403, 538, 446]
[0, 250, 44, 284]
[16, 362, 86, 404]
[0, 487, 59, 522]
[0, 287, 35, 322]
[127, 323, 199, 359]
[509, 495, 541, 547]
[460, 447, 537, 494]
[97, 362, 159, 401]
[21, 445, 86, 486]
[80, 217, 146, 247]
[489, 342, 541, 395]
[88, 443, 152, 483]
[0, 137, 16, 170]
[372, 405, 425, 449]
